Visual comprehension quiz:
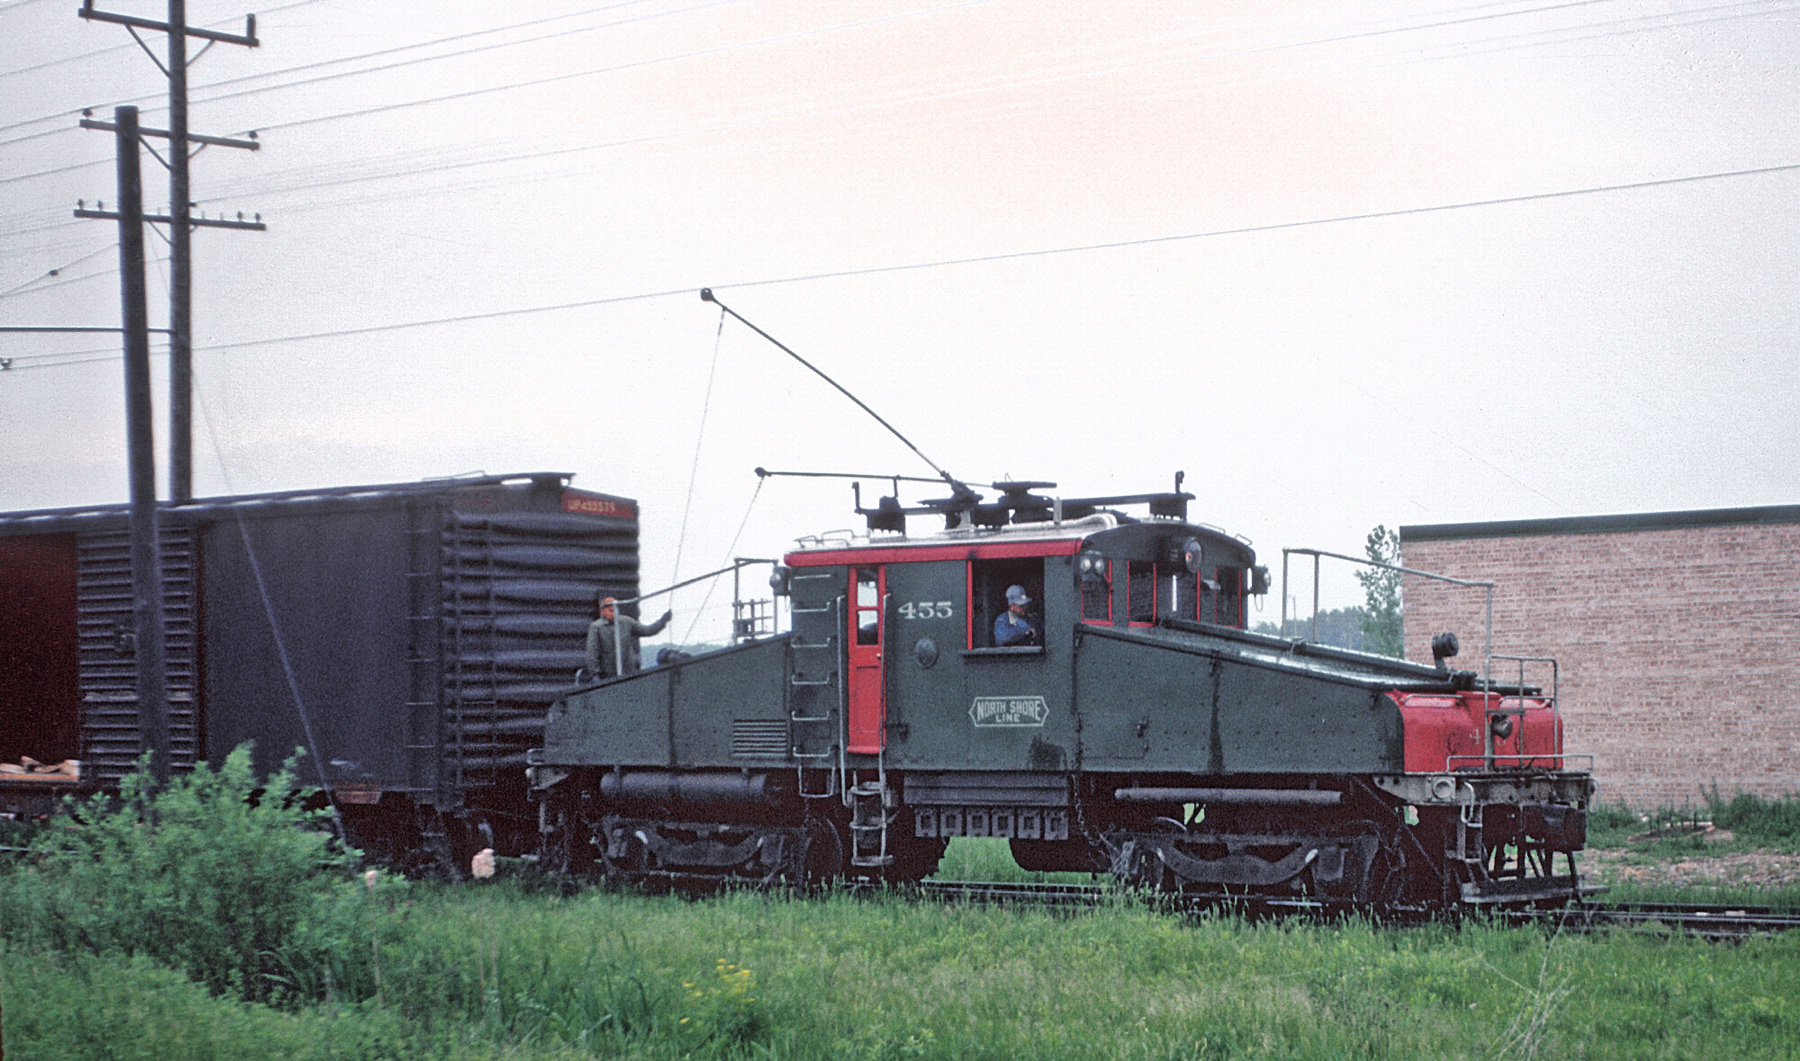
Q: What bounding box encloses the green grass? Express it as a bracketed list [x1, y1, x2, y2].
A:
[1582, 793, 1800, 910]
[7, 769, 1800, 1059]
[930, 837, 1101, 885]
[9, 884, 1800, 1059]
[1589, 793, 1800, 854]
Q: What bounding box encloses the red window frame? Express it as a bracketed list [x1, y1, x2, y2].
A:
[1080, 558, 1112, 625]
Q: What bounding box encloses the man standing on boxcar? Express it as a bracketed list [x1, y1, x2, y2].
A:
[587, 595, 672, 680]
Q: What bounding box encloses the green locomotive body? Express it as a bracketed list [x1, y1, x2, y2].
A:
[532, 484, 1595, 908]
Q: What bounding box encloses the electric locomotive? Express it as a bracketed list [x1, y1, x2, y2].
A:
[529, 477, 1596, 909]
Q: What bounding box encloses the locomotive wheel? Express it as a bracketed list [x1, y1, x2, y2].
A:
[538, 797, 598, 881]
[883, 832, 949, 884]
[802, 813, 846, 884]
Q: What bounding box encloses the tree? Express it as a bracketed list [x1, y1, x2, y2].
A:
[1357, 524, 1403, 657]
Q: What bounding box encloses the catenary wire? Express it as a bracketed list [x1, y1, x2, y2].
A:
[0, 0, 968, 189]
[9, 157, 1785, 371]
[0, 0, 324, 110]
[188, 0, 738, 110]
[0, 0, 720, 141]
[0, 0, 321, 87]
[192, 383, 346, 835]
[178, 0, 1793, 211]
[0, 243, 117, 297]
[670, 305, 729, 609]
[247, 0, 993, 137]
[0, 0, 1777, 200]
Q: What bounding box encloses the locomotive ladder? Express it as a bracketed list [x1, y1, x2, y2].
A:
[787, 586, 844, 798]
[848, 766, 895, 868]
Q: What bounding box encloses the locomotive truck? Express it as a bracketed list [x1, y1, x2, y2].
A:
[530, 479, 1596, 909]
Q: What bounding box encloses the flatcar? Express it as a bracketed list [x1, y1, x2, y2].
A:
[530, 479, 1596, 908]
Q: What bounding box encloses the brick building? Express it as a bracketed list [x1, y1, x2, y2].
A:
[1399, 506, 1800, 809]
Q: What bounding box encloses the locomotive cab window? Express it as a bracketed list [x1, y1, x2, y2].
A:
[1171, 565, 1248, 627]
[854, 566, 881, 645]
[1078, 552, 1112, 624]
[1127, 560, 1158, 625]
[968, 557, 1044, 650]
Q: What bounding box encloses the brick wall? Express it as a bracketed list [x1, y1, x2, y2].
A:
[1401, 522, 1800, 810]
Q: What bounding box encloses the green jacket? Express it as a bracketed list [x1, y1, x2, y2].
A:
[586, 610, 671, 678]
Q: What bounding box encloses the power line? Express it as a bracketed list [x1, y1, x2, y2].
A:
[0, 353, 126, 373]
[201, 0, 1784, 141]
[0, 243, 115, 297]
[10, 157, 1784, 372]
[0, 261, 138, 302]
[0, 0, 696, 136]
[1, 0, 1780, 204]
[190, 0, 726, 109]
[177, 0, 1798, 211]
[249, 0, 992, 137]
[0, 0, 318, 87]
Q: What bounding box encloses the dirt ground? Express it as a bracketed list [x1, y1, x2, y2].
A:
[1582, 847, 1800, 889]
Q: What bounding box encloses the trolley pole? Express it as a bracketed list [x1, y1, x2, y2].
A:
[112, 106, 172, 785]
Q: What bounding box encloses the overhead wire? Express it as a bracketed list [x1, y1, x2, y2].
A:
[0, 243, 117, 297]
[0, 0, 322, 94]
[191, 381, 345, 836]
[0, 263, 128, 303]
[670, 305, 729, 613]
[2, 0, 1785, 223]
[0, 0, 707, 140]
[0, 0, 1773, 207]
[190, 0, 736, 112]
[165, 0, 1790, 213]
[8, 156, 1789, 375]
[246, 0, 993, 138]
[676, 475, 765, 646]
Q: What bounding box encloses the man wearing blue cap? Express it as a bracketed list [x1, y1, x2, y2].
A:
[994, 584, 1039, 647]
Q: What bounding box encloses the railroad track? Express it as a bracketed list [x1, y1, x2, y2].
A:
[1510, 901, 1800, 940]
[901, 880, 1800, 938]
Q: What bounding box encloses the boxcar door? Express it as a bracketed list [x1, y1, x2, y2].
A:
[846, 565, 886, 754]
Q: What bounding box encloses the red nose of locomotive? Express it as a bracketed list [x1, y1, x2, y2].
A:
[1391, 691, 1564, 774]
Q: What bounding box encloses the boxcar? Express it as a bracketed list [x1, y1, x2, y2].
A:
[0, 472, 636, 868]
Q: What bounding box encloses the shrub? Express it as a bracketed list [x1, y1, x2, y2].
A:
[1705, 789, 1800, 846]
[0, 744, 370, 1005]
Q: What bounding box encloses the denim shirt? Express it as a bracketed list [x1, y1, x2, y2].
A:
[994, 609, 1037, 647]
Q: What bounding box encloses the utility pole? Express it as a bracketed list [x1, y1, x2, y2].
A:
[78, 0, 261, 503]
[74, 3, 262, 782]
[111, 105, 171, 785]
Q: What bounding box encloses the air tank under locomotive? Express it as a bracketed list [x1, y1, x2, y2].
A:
[529, 480, 1595, 908]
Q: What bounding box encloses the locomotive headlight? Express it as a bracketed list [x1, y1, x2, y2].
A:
[1431, 776, 1457, 802]
[1181, 537, 1205, 573]
[1077, 551, 1108, 582]
[768, 564, 792, 597]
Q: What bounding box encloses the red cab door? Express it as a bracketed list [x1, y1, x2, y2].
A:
[846, 565, 885, 753]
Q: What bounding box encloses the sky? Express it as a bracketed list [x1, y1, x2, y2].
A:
[2, 0, 1797, 637]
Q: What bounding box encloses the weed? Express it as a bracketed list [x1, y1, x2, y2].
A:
[0, 743, 369, 1005]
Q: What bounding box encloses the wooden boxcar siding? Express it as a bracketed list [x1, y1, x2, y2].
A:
[1401, 521, 1800, 809]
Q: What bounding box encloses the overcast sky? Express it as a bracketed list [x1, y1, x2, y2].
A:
[2, 0, 1796, 634]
